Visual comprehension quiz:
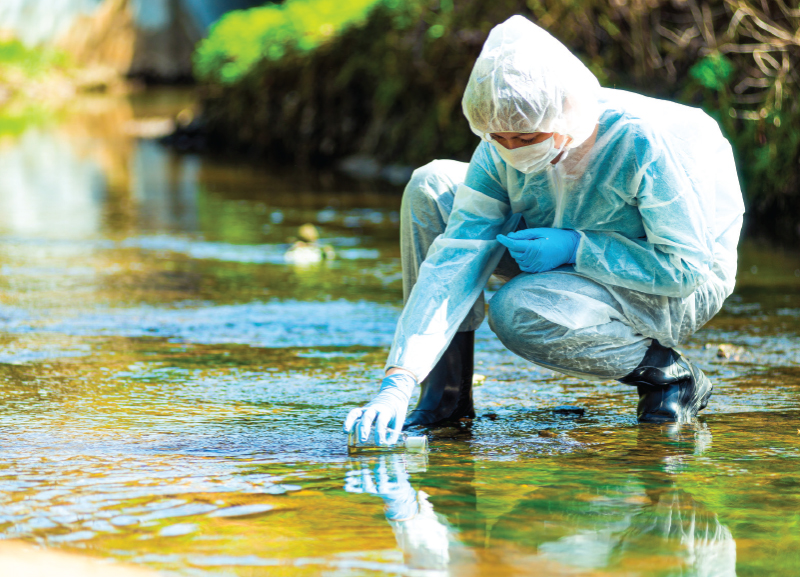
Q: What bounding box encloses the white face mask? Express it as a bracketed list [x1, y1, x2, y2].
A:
[490, 135, 566, 174]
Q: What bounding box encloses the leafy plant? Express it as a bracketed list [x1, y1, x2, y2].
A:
[690, 53, 735, 91]
[194, 0, 385, 84]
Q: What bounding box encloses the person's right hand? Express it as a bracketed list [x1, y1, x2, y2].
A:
[343, 372, 416, 446]
[496, 227, 579, 273]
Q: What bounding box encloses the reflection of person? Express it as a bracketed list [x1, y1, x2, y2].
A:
[488, 424, 736, 576]
[344, 15, 744, 442]
[493, 427, 736, 577]
[346, 426, 736, 576]
[502, 491, 736, 576]
[345, 455, 453, 572]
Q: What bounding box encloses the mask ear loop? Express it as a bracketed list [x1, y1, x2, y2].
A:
[558, 135, 574, 162]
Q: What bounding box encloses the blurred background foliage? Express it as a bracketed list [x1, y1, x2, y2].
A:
[194, 0, 383, 83]
[195, 0, 800, 242]
[0, 39, 70, 76]
[0, 39, 71, 136]
[1, 0, 798, 241]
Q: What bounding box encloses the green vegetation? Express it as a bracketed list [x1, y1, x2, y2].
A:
[194, 0, 386, 84]
[0, 40, 71, 136]
[196, 0, 800, 242]
[689, 53, 735, 92]
[0, 39, 69, 76]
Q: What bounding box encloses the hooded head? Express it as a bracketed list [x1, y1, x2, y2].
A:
[462, 16, 601, 149]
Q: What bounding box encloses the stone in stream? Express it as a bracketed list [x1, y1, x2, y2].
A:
[705, 342, 747, 360]
[285, 224, 335, 265]
[553, 405, 586, 417]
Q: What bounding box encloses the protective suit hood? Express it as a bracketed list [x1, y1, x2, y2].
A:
[462, 15, 601, 148]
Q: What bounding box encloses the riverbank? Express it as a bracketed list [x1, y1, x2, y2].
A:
[194, 0, 800, 243]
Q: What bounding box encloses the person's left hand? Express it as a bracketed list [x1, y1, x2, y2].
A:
[496, 227, 580, 273]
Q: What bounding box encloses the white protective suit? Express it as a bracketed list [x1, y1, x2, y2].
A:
[386, 16, 744, 381]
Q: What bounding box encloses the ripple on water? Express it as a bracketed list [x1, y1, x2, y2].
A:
[0, 300, 400, 348]
[208, 504, 274, 518]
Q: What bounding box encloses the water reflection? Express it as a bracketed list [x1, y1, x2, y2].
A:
[347, 425, 736, 576]
[0, 91, 401, 246]
[0, 97, 200, 239]
[132, 140, 200, 233]
[521, 425, 736, 577]
[346, 454, 455, 573]
[0, 90, 406, 324]
[0, 129, 105, 238]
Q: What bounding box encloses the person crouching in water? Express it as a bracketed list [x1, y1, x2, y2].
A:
[344, 15, 744, 445]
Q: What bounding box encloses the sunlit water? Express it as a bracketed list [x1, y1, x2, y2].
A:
[0, 90, 799, 576]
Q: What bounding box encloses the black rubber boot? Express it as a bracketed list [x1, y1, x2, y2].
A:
[404, 331, 476, 428]
[619, 340, 713, 423]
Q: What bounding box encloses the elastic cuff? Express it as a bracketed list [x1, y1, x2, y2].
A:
[569, 230, 581, 264]
[384, 365, 419, 383]
[381, 371, 417, 394]
[571, 230, 585, 265]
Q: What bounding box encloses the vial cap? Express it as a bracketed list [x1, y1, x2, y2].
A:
[404, 436, 428, 452]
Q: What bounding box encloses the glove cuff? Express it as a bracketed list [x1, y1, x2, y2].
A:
[568, 229, 581, 264]
[378, 372, 416, 400]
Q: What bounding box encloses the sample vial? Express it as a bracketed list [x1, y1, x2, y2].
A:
[347, 429, 428, 454]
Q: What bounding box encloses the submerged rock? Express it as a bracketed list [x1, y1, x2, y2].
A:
[553, 405, 586, 416]
[704, 342, 746, 361]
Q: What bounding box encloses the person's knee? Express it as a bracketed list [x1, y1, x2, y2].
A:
[402, 160, 467, 217]
[488, 284, 531, 347]
[488, 281, 563, 352]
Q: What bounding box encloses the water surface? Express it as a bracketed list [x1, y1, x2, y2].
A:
[0, 90, 799, 576]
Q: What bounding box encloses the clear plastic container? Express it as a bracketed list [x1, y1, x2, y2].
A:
[347, 429, 428, 454]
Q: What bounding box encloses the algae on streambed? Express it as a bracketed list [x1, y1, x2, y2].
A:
[0, 90, 799, 575]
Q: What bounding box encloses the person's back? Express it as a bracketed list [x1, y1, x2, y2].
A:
[593, 88, 744, 292]
[465, 86, 742, 343]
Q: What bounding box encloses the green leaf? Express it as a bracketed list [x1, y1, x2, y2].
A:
[689, 53, 734, 91]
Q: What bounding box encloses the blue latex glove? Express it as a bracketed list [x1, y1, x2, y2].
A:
[496, 227, 580, 273]
[343, 373, 415, 446]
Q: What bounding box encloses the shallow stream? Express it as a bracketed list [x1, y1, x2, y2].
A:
[0, 89, 799, 576]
